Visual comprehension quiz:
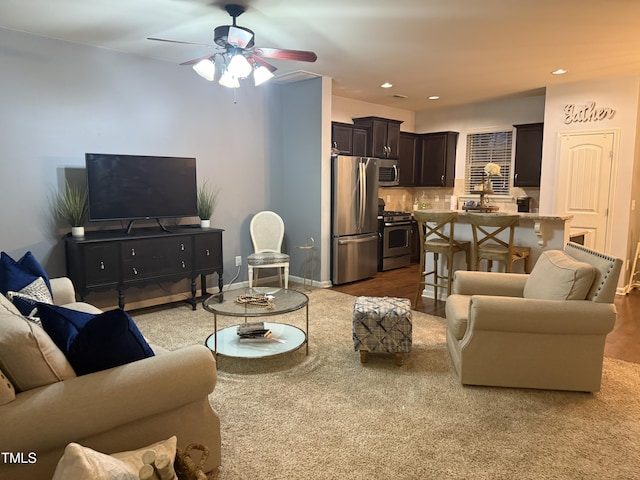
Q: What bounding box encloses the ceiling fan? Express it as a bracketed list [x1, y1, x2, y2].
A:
[147, 4, 317, 88]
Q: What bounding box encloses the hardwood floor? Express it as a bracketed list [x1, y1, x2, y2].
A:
[331, 264, 640, 364]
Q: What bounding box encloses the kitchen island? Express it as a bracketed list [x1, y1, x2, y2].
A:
[417, 210, 574, 300]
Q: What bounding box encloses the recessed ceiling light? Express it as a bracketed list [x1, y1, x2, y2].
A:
[428, 96, 440, 100]
[381, 82, 393, 88]
[551, 69, 568, 75]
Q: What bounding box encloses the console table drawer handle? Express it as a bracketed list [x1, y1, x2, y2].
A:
[100, 261, 105, 270]
[180, 243, 185, 251]
[132, 267, 138, 275]
[131, 248, 136, 256]
[181, 261, 186, 269]
[205, 249, 210, 256]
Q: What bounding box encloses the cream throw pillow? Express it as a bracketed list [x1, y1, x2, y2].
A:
[52, 436, 177, 480]
[0, 294, 76, 392]
[524, 250, 596, 301]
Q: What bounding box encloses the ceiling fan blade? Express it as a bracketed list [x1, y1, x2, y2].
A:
[249, 54, 278, 73]
[254, 47, 317, 63]
[147, 37, 215, 48]
[180, 54, 216, 66]
[227, 26, 254, 48]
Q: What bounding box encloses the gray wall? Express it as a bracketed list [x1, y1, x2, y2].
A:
[0, 27, 325, 307]
[276, 78, 324, 283]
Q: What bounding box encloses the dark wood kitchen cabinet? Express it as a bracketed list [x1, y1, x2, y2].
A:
[331, 122, 354, 155]
[353, 116, 403, 159]
[513, 123, 543, 187]
[352, 126, 368, 157]
[418, 131, 459, 187]
[65, 227, 224, 310]
[331, 122, 368, 156]
[398, 132, 420, 186]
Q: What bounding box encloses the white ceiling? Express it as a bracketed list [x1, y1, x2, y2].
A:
[2, 0, 640, 111]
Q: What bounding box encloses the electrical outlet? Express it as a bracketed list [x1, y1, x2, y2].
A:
[235, 256, 242, 267]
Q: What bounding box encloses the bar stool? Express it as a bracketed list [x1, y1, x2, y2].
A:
[413, 210, 470, 306]
[467, 213, 531, 273]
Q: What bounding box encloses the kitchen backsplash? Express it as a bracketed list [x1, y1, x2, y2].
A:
[378, 187, 455, 211]
[379, 185, 540, 213]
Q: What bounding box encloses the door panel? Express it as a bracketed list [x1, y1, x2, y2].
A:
[362, 157, 379, 233]
[332, 156, 360, 236]
[556, 132, 614, 251]
[332, 234, 378, 284]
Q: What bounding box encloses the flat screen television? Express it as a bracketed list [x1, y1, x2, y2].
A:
[85, 153, 198, 224]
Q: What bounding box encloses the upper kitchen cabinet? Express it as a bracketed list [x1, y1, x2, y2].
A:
[353, 117, 403, 159]
[418, 131, 459, 187]
[513, 123, 543, 187]
[331, 122, 368, 157]
[352, 126, 368, 157]
[331, 122, 353, 155]
[398, 132, 420, 186]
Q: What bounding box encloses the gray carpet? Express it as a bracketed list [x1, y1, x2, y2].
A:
[134, 288, 640, 480]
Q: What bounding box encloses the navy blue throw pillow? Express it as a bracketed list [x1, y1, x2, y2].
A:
[0, 251, 52, 295]
[37, 304, 155, 376]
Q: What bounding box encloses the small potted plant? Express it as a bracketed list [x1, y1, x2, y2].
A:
[197, 181, 219, 228]
[55, 181, 89, 237]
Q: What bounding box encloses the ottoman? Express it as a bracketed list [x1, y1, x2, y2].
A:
[352, 296, 412, 365]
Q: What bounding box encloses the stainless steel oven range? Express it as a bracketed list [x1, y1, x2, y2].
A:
[378, 207, 413, 271]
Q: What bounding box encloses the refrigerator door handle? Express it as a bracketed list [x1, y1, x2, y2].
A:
[359, 159, 366, 232]
[337, 234, 378, 245]
[361, 160, 366, 231]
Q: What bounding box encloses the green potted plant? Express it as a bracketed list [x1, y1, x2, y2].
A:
[55, 181, 89, 237]
[197, 181, 219, 228]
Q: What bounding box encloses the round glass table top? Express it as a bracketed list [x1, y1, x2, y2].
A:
[203, 287, 309, 317]
[205, 322, 306, 358]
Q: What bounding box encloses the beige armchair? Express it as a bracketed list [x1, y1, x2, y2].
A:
[445, 242, 622, 392]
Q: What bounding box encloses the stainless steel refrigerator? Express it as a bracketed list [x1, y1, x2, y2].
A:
[331, 156, 379, 284]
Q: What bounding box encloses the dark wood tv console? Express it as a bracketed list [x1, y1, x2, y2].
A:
[64, 226, 224, 310]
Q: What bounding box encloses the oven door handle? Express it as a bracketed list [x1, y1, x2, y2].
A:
[384, 221, 413, 227]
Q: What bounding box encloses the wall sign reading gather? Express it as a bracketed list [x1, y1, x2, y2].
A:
[563, 101, 616, 124]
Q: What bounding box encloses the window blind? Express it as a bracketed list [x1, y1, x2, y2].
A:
[465, 131, 512, 195]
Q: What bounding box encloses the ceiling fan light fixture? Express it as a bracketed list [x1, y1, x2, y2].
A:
[150, 4, 317, 98]
[192, 58, 216, 81]
[227, 53, 252, 78]
[219, 69, 240, 88]
[254, 65, 275, 86]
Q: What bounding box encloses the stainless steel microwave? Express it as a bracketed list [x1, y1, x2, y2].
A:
[378, 159, 400, 186]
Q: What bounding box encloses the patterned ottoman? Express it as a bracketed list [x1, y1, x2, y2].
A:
[352, 296, 412, 365]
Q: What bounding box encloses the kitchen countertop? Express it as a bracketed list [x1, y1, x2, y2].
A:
[412, 209, 574, 284]
[412, 210, 573, 222]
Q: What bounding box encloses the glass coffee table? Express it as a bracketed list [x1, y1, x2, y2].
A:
[203, 287, 309, 358]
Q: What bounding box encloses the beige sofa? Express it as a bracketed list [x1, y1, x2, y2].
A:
[445, 242, 622, 392]
[0, 277, 221, 480]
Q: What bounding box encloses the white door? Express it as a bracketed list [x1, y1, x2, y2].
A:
[555, 131, 615, 251]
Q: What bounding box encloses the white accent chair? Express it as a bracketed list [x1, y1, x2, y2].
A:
[247, 211, 290, 289]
